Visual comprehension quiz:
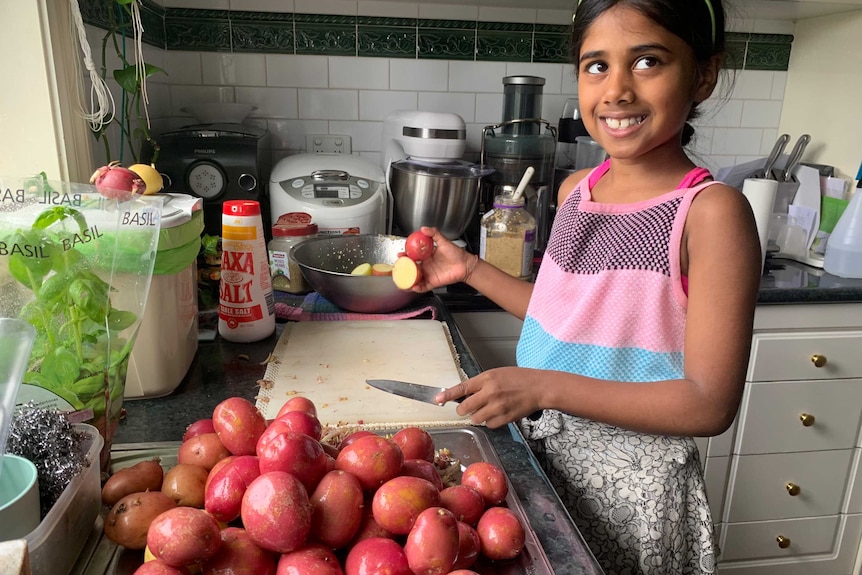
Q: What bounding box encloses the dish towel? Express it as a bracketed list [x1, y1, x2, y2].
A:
[273, 291, 437, 321]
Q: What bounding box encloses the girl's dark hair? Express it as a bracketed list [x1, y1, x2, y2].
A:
[571, 0, 726, 145]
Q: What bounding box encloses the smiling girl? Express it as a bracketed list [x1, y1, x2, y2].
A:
[412, 1, 762, 572]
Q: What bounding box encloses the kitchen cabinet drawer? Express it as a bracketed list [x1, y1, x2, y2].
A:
[725, 450, 853, 523]
[736, 379, 862, 455]
[720, 515, 840, 563]
[747, 331, 862, 382]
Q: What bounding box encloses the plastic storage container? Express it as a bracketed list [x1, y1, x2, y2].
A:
[126, 194, 204, 398]
[480, 193, 536, 280]
[824, 186, 862, 278]
[24, 423, 102, 575]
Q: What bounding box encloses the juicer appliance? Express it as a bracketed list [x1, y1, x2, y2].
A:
[381, 110, 492, 240]
[479, 76, 557, 254]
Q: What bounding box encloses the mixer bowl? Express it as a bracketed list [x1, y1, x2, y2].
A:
[389, 160, 492, 239]
[289, 234, 422, 313]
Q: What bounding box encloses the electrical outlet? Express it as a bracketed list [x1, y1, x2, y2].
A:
[306, 135, 352, 154]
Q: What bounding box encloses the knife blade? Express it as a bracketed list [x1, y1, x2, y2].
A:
[366, 379, 463, 405]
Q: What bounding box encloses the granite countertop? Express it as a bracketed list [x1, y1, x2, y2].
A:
[114, 295, 604, 575]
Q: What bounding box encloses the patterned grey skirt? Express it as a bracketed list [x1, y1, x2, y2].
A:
[519, 410, 717, 575]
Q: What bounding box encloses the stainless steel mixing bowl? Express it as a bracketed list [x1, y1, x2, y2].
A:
[289, 234, 421, 313]
[389, 159, 492, 239]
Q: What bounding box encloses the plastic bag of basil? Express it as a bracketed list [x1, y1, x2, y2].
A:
[0, 172, 162, 473]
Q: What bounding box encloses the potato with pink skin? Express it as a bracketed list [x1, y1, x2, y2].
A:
[460, 462, 508, 507]
[439, 485, 485, 526]
[404, 507, 459, 575]
[451, 522, 480, 570]
[401, 459, 444, 491]
[335, 434, 403, 491]
[475, 506, 525, 561]
[372, 476, 440, 535]
[257, 430, 328, 493]
[213, 397, 268, 456]
[275, 396, 318, 419]
[177, 433, 231, 471]
[146, 507, 222, 567]
[391, 427, 435, 462]
[241, 471, 312, 554]
[182, 419, 215, 443]
[204, 455, 261, 522]
[161, 463, 209, 508]
[345, 538, 412, 575]
[201, 527, 276, 575]
[276, 543, 344, 575]
[132, 560, 190, 575]
[309, 470, 364, 549]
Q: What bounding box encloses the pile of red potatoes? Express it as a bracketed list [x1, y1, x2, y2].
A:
[100, 395, 527, 575]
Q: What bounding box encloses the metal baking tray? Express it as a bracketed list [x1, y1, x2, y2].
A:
[73, 427, 554, 575]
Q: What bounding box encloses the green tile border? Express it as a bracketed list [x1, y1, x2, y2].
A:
[78, 2, 794, 69]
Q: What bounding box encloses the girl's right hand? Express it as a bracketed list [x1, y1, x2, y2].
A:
[408, 226, 476, 292]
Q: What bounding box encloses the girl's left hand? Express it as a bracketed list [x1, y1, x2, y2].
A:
[434, 367, 543, 428]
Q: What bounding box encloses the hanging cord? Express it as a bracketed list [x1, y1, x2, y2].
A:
[130, 0, 151, 130]
[69, 0, 115, 133]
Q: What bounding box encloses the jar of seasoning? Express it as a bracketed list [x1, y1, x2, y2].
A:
[479, 193, 536, 280]
[268, 212, 318, 294]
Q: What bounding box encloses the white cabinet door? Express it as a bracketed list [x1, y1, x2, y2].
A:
[747, 332, 862, 382]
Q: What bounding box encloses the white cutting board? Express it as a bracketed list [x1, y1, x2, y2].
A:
[256, 321, 470, 428]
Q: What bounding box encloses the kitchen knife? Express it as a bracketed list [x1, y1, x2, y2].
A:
[366, 379, 464, 405]
[759, 133, 790, 180]
[779, 134, 811, 182]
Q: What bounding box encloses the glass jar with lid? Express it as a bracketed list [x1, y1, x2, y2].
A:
[268, 212, 318, 294]
[479, 193, 536, 280]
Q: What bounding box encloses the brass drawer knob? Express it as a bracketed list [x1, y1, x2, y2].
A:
[786, 482, 801, 496]
[777, 535, 791, 549]
[811, 354, 827, 368]
[800, 413, 815, 427]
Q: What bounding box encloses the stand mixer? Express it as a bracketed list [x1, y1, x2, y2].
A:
[381, 110, 492, 240]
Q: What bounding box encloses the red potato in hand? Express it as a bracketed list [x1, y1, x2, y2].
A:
[275, 396, 318, 419]
[335, 434, 404, 491]
[392, 256, 422, 290]
[392, 427, 435, 462]
[309, 470, 364, 549]
[475, 506, 525, 561]
[404, 507, 459, 575]
[439, 485, 485, 526]
[461, 462, 508, 507]
[202, 527, 276, 575]
[345, 538, 412, 575]
[372, 476, 441, 535]
[276, 543, 343, 575]
[213, 397, 268, 456]
[204, 455, 261, 523]
[241, 471, 313, 554]
[177, 433, 231, 471]
[404, 231, 434, 262]
[146, 507, 222, 567]
[183, 419, 215, 443]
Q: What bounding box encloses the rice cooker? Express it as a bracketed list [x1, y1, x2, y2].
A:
[269, 154, 387, 235]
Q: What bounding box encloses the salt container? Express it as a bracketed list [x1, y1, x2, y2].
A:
[218, 200, 276, 342]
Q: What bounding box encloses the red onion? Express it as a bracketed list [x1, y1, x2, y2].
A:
[89, 161, 146, 200]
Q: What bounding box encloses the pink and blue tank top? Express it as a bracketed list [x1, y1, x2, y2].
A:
[516, 160, 717, 383]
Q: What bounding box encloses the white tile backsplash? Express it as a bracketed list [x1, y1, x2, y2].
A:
[298, 88, 359, 120]
[266, 55, 329, 88]
[478, 6, 536, 23]
[267, 118, 329, 151]
[358, 0, 419, 18]
[537, 8, 573, 25]
[235, 86, 298, 118]
[164, 52, 203, 85]
[710, 127, 767, 156]
[202, 53, 267, 86]
[770, 71, 788, 101]
[740, 99, 783, 128]
[230, 0, 296, 12]
[475, 93, 504, 125]
[390, 59, 449, 92]
[169, 85, 235, 115]
[417, 3, 477, 20]
[449, 61, 508, 93]
[504, 63, 566, 94]
[329, 57, 389, 89]
[328, 120, 384, 152]
[731, 70, 777, 100]
[295, 0, 357, 15]
[164, 0, 228, 8]
[418, 91, 476, 121]
[359, 90, 418, 120]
